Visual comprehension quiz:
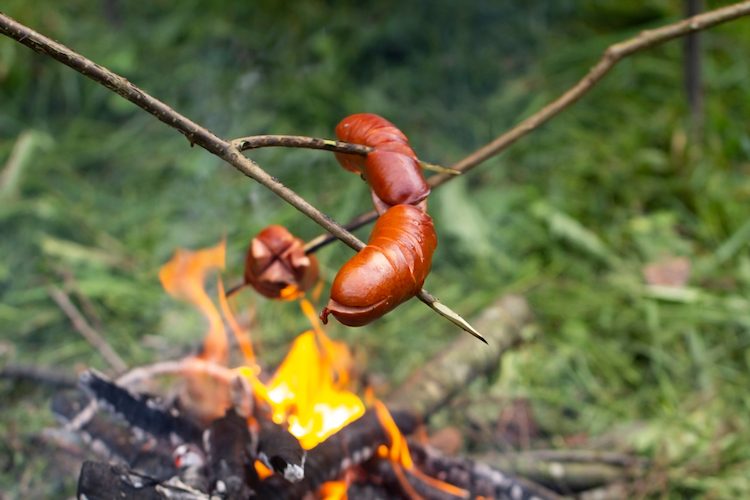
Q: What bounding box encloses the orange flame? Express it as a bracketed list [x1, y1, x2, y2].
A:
[159, 241, 229, 364]
[218, 278, 256, 365]
[317, 480, 348, 500]
[374, 400, 469, 499]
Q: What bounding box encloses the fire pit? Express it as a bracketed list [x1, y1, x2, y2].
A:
[52, 241, 564, 499]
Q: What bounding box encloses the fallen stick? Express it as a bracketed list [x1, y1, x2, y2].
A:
[387, 295, 534, 418]
[471, 451, 645, 494]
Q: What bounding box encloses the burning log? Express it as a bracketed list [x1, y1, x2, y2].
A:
[254, 408, 419, 498]
[59, 242, 633, 500]
[204, 409, 255, 498]
[408, 440, 562, 500]
[76, 412, 561, 500]
[256, 420, 307, 482]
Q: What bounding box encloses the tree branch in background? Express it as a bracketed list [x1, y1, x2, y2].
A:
[49, 286, 128, 374]
[303, 0, 750, 252]
[0, 12, 482, 340]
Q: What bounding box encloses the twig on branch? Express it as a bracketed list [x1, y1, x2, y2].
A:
[0, 13, 480, 341]
[302, 0, 750, 252]
[233, 135, 460, 174]
[232, 134, 373, 156]
[49, 285, 128, 373]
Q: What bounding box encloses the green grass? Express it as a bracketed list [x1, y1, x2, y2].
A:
[2, 1, 750, 497]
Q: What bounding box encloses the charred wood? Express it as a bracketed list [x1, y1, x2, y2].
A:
[204, 409, 255, 499]
[52, 390, 176, 478]
[409, 440, 563, 500]
[364, 459, 469, 500]
[255, 409, 418, 499]
[79, 369, 203, 444]
[257, 420, 306, 482]
[77, 460, 209, 500]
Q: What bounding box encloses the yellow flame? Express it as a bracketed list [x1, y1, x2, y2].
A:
[264, 330, 365, 449]
[161, 241, 365, 457]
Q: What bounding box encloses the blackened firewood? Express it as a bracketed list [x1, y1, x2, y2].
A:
[77, 460, 209, 500]
[365, 459, 468, 500]
[79, 369, 203, 444]
[203, 408, 254, 499]
[409, 441, 562, 500]
[53, 389, 177, 479]
[257, 420, 306, 482]
[255, 409, 418, 499]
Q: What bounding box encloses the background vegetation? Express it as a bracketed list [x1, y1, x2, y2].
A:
[2, 0, 750, 497]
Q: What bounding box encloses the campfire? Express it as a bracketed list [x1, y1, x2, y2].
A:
[52, 240, 568, 499]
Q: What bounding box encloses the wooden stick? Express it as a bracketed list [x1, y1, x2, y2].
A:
[471, 450, 645, 494]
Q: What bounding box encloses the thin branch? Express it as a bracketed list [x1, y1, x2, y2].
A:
[0, 13, 481, 340]
[233, 135, 459, 174]
[303, 1, 750, 252]
[430, 0, 750, 186]
[49, 286, 128, 373]
[0, 363, 77, 388]
[232, 134, 372, 156]
[116, 358, 238, 388]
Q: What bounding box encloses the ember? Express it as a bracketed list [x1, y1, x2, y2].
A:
[63, 242, 563, 499]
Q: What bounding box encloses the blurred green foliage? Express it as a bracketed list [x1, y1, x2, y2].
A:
[2, 0, 750, 497]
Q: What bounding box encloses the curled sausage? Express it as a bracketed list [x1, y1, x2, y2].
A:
[320, 204, 437, 327]
[244, 225, 319, 300]
[334, 113, 430, 210]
